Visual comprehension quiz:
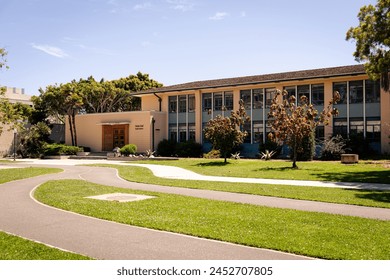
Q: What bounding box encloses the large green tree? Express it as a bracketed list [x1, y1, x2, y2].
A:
[203, 100, 249, 163]
[268, 90, 340, 169]
[346, 0, 390, 91]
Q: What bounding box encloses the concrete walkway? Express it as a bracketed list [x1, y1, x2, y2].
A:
[1, 159, 389, 260]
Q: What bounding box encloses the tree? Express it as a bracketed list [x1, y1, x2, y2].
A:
[268, 90, 340, 168]
[38, 82, 83, 146]
[203, 100, 249, 163]
[346, 0, 390, 91]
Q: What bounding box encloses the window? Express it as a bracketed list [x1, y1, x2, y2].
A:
[188, 95, 195, 112]
[311, 84, 324, 106]
[350, 118, 364, 135]
[349, 80, 363, 103]
[240, 90, 251, 110]
[253, 89, 264, 109]
[203, 93, 212, 112]
[253, 121, 264, 143]
[169, 125, 177, 142]
[283, 86, 296, 103]
[265, 88, 276, 108]
[169, 96, 177, 113]
[315, 126, 324, 140]
[189, 125, 196, 141]
[333, 118, 348, 137]
[297, 85, 310, 104]
[366, 119, 381, 141]
[179, 125, 187, 142]
[243, 122, 251, 143]
[224, 91, 233, 111]
[333, 82, 347, 104]
[214, 92, 223, 111]
[179, 95, 187, 113]
[365, 80, 380, 103]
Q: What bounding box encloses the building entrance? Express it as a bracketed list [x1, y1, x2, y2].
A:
[102, 124, 129, 151]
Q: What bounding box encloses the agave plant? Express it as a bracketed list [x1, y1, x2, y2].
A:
[260, 149, 276, 160]
[230, 152, 241, 160]
[145, 149, 155, 158]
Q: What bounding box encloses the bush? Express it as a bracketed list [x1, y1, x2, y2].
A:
[175, 141, 203, 158]
[203, 149, 221, 159]
[43, 143, 82, 156]
[18, 122, 52, 158]
[157, 139, 177, 157]
[320, 135, 346, 160]
[157, 139, 203, 158]
[120, 144, 137, 156]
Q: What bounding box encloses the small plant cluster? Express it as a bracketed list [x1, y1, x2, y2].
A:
[119, 144, 137, 156]
[157, 139, 202, 158]
[320, 135, 346, 160]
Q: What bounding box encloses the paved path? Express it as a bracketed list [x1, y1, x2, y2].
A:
[1, 159, 390, 260]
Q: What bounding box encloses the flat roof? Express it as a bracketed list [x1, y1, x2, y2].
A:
[133, 64, 366, 96]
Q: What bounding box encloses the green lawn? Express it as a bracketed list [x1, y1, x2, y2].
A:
[93, 164, 390, 208]
[34, 179, 390, 260]
[129, 159, 390, 184]
[0, 167, 62, 184]
[0, 231, 91, 260]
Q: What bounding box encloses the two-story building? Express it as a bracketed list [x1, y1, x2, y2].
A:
[67, 65, 390, 156]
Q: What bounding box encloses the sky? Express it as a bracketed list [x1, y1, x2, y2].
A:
[0, 0, 378, 95]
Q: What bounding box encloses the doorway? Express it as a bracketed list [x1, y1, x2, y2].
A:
[102, 125, 129, 151]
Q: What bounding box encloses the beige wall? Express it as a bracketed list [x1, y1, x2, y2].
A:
[0, 124, 14, 156]
[65, 111, 167, 153]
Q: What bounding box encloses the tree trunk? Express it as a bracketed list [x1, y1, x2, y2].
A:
[71, 111, 77, 147]
[68, 115, 74, 146]
[292, 137, 298, 169]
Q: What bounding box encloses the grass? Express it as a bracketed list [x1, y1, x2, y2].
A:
[92, 164, 390, 209]
[0, 231, 91, 260]
[34, 179, 390, 260]
[128, 159, 390, 184]
[0, 167, 63, 184]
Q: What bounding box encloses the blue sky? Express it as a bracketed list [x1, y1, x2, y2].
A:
[0, 0, 377, 95]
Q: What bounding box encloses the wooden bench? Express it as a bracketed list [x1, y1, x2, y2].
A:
[341, 154, 359, 164]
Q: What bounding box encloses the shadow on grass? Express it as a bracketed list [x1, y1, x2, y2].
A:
[347, 189, 390, 204]
[315, 170, 390, 184]
[195, 161, 231, 167]
[253, 167, 295, 172]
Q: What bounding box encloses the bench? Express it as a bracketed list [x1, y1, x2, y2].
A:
[341, 154, 359, 164]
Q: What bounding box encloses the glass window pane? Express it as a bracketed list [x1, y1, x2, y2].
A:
[265, 88, 276, 108]
[283, 86, 296, 103]
[311, 84, 324, 105]
[365, 80, 380, 103]
[240, 90, 251, 110]
[224, 91, 233, 111]
[349, 80, 363, 103]
[179, 95, 187, 113]
[214, 92, 223, 111]
[188, 95, 195, 112]
[297, 85, 310, 104]
[333, 82, 347, 104]
[203, 93, 212, 112]
[253, 89, 263, 109]
[169, 96, 177, 113]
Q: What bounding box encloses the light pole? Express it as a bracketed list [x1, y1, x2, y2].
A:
[13, 128, 17, 161]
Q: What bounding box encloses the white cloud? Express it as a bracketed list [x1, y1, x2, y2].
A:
[133, 2, 152, 10]
[209, 12, 229, 21]
[240, 11, 246, 17]
[166, 0, 194, 12]
[31, 44, 69, 58]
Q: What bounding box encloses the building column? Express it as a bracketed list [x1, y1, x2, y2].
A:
[323, 81, 334, 139]
[380, 88, 390, 153]
[194, 90, 202, 143]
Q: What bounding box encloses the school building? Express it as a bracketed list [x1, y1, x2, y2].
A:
[67, 65, 390, 156]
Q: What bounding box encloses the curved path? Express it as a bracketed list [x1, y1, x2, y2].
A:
[1, 159, 390, 259]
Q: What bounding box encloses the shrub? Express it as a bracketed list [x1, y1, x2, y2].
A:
[119, 144, 137, 156]
[157, 139, 202, 158]
[320, 135, 346, 160]
[43, 143, 82, 156]
[175, 141, 203, 158]
[157, 139, 177, 157]
[18, 122, 51, 158]
[203, 149, 221, 159]
[259, 140, 282, 158]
